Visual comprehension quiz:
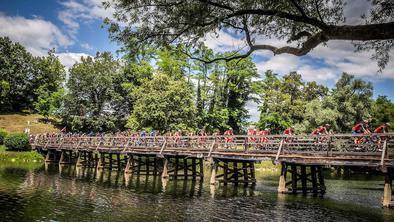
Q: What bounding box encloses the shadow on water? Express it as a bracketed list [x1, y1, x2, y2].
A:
[0, 163, 394, 221]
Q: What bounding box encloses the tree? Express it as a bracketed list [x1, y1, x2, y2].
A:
[295, 96, 340, 133]
[33, 50, 66, 119]
[304, 81, 328, 101]
[371, 95, 394, 128]
[257, 70, 329, 132]
[0, 36, 37, 111]
[332, 73, 373, 132]
[224, 55, 259, 132]
[62, 52, 122, 132]
[105, 0, 394, 69]
[34, 88, 64, 120]
[127, 73, 196, 132]
[258, 70, 292, 132]
[0, 37, 65, 113]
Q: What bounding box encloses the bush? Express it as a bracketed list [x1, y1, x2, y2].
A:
[0, 128, 8, 145]
[4, 133, 30, 151]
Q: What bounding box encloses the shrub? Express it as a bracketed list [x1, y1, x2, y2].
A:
[0, 128, 7, 145]
[4, 133, 30, 151]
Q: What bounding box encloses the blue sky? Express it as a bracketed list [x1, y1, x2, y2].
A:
[0, 0, 393, 121]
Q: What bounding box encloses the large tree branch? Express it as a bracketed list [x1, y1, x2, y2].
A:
[289, 0, 307, 17]
[326, 22, 394, 40]
[227, 9, 328, 29]
[197, 0, 234, 11]
[290, 31, 312, 41]
[252, 32, 327, 56]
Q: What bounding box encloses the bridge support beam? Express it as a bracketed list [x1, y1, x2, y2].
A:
[383, 169, 393, 207]
[166, 156, 203, 180]
[124, 154, 134, 174]
[212, 159, 256, 186]
[45, 150, 59, 163]
[280, 163, 326, 195]
[124, 155, 162, 176]
[59, 150, 76, 164]
[278, 163, 287, 193]
[75, 151, 95, 168]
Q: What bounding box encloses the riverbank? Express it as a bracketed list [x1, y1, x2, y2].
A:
[0, 145, 44, 163]
[0, 113, 59, 134]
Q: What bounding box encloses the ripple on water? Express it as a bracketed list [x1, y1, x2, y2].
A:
[0, 164, 393, 222]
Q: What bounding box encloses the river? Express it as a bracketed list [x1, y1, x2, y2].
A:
[0, 162, 393, 222]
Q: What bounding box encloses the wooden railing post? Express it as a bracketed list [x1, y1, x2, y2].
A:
[274, 140, 284, 165]
[380, 139, 388, 171]
[159, 139, 167, 155]
[208, 140, 217, 158]
[327, 135, 332, 157]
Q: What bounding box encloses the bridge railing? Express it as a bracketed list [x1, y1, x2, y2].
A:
[30, 133, 394, 156]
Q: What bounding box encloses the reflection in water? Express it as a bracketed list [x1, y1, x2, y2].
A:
[0, 163, 393, 221]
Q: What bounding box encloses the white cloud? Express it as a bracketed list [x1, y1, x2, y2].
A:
[0, 14, 72, 56]
[204, 30, 247, 53]
[81, 43, 93, 50]
[58, 0, 115, 36]
[245, 101, 260, 123]
[56, 52, 92, 70]
[310, 41, 394, 79]
[256, 54, 300, 75]
[297, 65, 337, 82]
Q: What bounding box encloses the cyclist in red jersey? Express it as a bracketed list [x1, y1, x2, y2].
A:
[352, 120, 370, 144]
[247, 127, 257, 143]
[311, 124, 331, 135]
[374, 123, 390, 133]
[283, 127, 294, 135]
[258, 128, 271, 143]
[224, 128, 234, 143]
[283, 127, 294, 143]
[352, 120, 368, 134]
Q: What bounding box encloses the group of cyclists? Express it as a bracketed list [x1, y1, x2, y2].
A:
[34, 121, 390, 147]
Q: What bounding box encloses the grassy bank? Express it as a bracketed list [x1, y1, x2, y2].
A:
[0, 113, 59, 134]
[255, 160, 280, 171]
[0, 145, 44, 163]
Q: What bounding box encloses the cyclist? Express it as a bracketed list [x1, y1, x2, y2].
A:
[283, 127, 294, 135]
[174, 130, 182, 145]
[283, 127, 294, 143]
[224, 128, 234, 143]
[352, 120, 370, 144]
[199, 128, 207, 144]
[311, 124, 331, 145]
[258, 128, 271, 143]
[247, 127, 257, 144]
[374, 123, 390, 134]
[311, 124, 331, 135]
[352, 120, 369, 134]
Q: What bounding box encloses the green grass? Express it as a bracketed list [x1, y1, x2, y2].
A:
[0, 145, 44, 163]
[255, 160, 280, 171]
[0, 113, 60, 134]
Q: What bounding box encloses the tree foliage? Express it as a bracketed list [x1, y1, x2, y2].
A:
[105, 0, 394, 69]
[257, 70, 329, 132]
[0, 37, 38, 111]
[127, 73, 196, 132]
[4, 133, 30, 151]
[371, 95, 394, 128]
[61, 52, 123, 132]
[0, 37, 65, 113]
[332, 73, 373, 132]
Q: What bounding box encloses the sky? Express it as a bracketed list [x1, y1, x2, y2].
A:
[0, 0, 393, 122]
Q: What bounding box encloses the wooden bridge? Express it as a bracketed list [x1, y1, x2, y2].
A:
[30, 133, 394, 207]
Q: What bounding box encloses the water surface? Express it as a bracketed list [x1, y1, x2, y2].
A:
[0, 163, 393, 222]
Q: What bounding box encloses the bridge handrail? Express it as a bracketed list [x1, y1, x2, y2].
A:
[30, 133, 394, 155]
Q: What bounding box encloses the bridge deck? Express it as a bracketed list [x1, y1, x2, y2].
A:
[31, 133, 394, 168]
